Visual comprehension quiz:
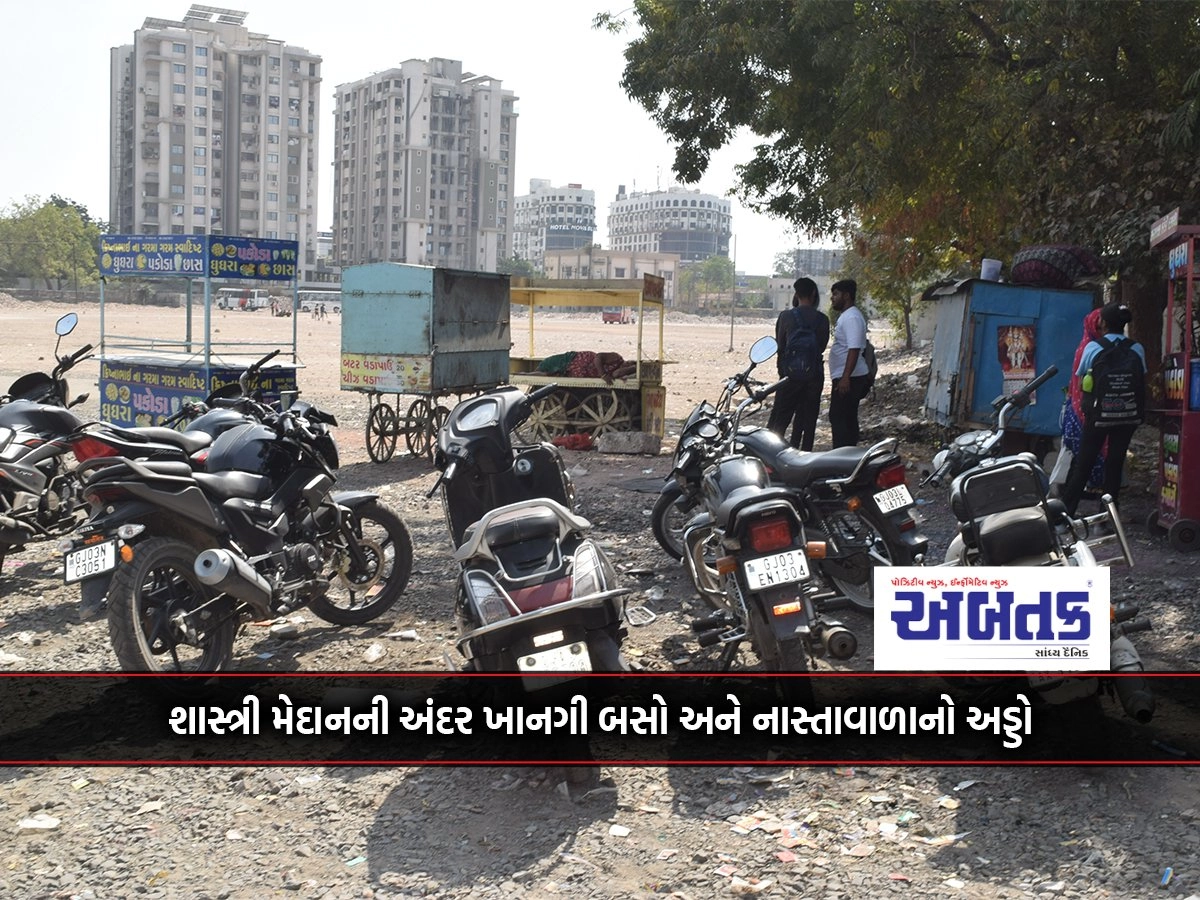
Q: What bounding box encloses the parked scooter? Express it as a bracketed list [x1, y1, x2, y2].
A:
[921, 366, 1154, 723]
[0, 313, 94, 566]
[61, 385, 411, 672]
[655, 337, 927, 610]
[429, 384, 629, 683]
[680, 337, 860, 704]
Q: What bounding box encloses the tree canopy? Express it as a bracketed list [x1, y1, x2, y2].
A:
[0, 196, 104, 289]
[604, 1, 1200, 357]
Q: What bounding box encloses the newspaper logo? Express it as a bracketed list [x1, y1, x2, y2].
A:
[873, 567, 1109, 671]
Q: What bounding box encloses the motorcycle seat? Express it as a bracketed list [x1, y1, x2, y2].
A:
[770, 446, 871, 487]
[108, 425, 211, 454]
[481, 505, 560, 548]
[193, 471, 270, 501]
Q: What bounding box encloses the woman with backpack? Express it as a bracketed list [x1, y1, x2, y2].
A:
[1061, 302, 1146, 516]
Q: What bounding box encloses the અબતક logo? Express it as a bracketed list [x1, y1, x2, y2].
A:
[873, 567, 1110, 671]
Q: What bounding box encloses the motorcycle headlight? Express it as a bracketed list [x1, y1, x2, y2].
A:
[932, 449, 949, 471]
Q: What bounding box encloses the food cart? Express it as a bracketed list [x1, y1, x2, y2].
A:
[339, 263, 510, 462]
[923, 278, 1095, 457]
[96, 235, 299, 426]
[507, 276, 667, 442]
[1149, 208, 1200, 551]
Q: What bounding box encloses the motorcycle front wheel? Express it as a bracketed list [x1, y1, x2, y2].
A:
[106, 537, 238, 673]
[651, 483, 699, 561]
[821, 508, 912, 612]
[310, 500, 414, 625]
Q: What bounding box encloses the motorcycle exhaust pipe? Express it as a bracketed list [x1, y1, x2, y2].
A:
[819, 625, 858, 660]
[1110, 635, 1155, 724]
[195, 548, 273, 618]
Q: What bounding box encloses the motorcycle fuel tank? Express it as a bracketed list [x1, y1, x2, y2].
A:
[701, 455, 771, 507]
[205, 422, 293, 481]
[0, 400, 84, 437]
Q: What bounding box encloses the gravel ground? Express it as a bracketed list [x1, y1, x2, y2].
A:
[2, 297, 1200, 899]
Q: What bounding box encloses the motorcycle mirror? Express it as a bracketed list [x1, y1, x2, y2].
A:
[68, 393, 90, 409]
[55, 313, 79, 337]
[279, 390, 298, 410]
[749, 336, 778, 365]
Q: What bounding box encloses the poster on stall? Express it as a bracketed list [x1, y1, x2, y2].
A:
[998, 324, 1037, 399]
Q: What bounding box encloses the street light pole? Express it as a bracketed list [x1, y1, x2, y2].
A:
[728, 234, 737, 352]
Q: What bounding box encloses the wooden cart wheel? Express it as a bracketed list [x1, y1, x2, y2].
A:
[517, 389, 573, 442]
[1168, 518, 1200, 553]
[572, 389, 634, 438]
[404, 396, 434, 458]
[365, 400, 398, 463]
[427, 404, 451, 457]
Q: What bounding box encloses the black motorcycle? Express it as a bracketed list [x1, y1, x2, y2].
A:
[430, 384, 629, 683]
[679, 338, 859, 704]
[0, 313, 94, 567]
[922, 366, 1153, 723]
[655, 337, 927, 610]
[62, 387, 411, 672]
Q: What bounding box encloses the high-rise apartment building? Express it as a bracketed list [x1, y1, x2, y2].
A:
[608, 185, 732, 263]
[332, 57, 517, 272]
[513, 179, 595, 271]
[110, 6, 322, 274]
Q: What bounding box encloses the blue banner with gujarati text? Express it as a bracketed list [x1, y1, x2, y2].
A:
[97, 234, 298, 281]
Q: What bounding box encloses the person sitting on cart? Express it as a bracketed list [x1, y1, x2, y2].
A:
[537, 351, 637, 383]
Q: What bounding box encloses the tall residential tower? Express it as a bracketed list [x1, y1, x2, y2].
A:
[332, 57, 517, 271]
[110, 6, 323, 276]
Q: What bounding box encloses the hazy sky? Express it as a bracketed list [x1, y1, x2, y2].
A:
[0, 1, 823, 275]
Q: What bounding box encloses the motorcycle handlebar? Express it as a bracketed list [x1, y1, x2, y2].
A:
[526, 383, 560, 405]
[751, 377, 790, 402]
[994, 365, 1059, 411]
[68, 343, 94, 364]
[249, 349, 282, 373]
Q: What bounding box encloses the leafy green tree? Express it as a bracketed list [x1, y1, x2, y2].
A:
[496, 254, 540, 277]
[602, 1, 1200, 368]
[0, 196, 102, 289]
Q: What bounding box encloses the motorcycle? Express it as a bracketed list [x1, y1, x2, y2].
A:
[921, 366, 1153, 723]
[61, 381, 411, 672]
[680, 337, 860, 704]
[429, 384, 630, 684]
[654, 337, 927, 610]
[0, 313, 95, 567]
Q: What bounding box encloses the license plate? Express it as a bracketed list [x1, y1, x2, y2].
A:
[517, 640, 592, 672]
[64, 540, 117, 584]
[874, 484, 914, 514]
[742, 549, 810, 589]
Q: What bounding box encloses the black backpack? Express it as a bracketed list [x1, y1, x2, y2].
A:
[1086, 335, 1145, 428]
[862, 338, 878, 392]
[782, 308, 820, 380]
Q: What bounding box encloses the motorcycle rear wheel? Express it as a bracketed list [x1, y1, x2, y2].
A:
[765, 639, 815, 708]
[822, 508, 912, 612]
[310, 500, 414, 625]
[651, 483, 698, 561]
[106, 537, 238, 673]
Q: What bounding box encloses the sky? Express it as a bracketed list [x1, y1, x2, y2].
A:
[0, 0, 820, 276]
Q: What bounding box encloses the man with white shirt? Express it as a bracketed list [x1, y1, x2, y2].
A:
[827, 279, 870, 448]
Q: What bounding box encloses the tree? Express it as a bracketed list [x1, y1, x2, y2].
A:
[0, 196, 103, 290]
[496, 255, 539, 277]
[603, 1, 1200, 368]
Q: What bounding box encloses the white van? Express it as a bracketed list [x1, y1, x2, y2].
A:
[215, 287, 271, 311]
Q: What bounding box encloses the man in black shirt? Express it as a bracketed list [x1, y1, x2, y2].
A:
[767, 277, 830, 451]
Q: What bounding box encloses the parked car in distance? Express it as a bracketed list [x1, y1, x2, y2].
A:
[602, 306, 632, 324]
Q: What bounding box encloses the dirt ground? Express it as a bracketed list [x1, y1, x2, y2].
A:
[3, 295, 1200, 899]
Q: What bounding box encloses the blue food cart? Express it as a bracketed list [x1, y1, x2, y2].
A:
[923, 278, 1097, 455]
[96, 234, 300, 426]
[339, 263, 511, 462]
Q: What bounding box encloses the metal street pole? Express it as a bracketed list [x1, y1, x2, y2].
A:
[728, 235, 737, 352]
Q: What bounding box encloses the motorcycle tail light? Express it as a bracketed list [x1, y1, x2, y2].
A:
[465, 572, 516, 625]
[875, 463, 908, 490]
[772, 600, 803, 617]
[71, 436, 120, 463]
[83, 485, 126, 504]
[747, 516, 793, 553]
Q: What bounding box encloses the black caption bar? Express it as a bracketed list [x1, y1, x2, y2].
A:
[1, 674, 1198, 765]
